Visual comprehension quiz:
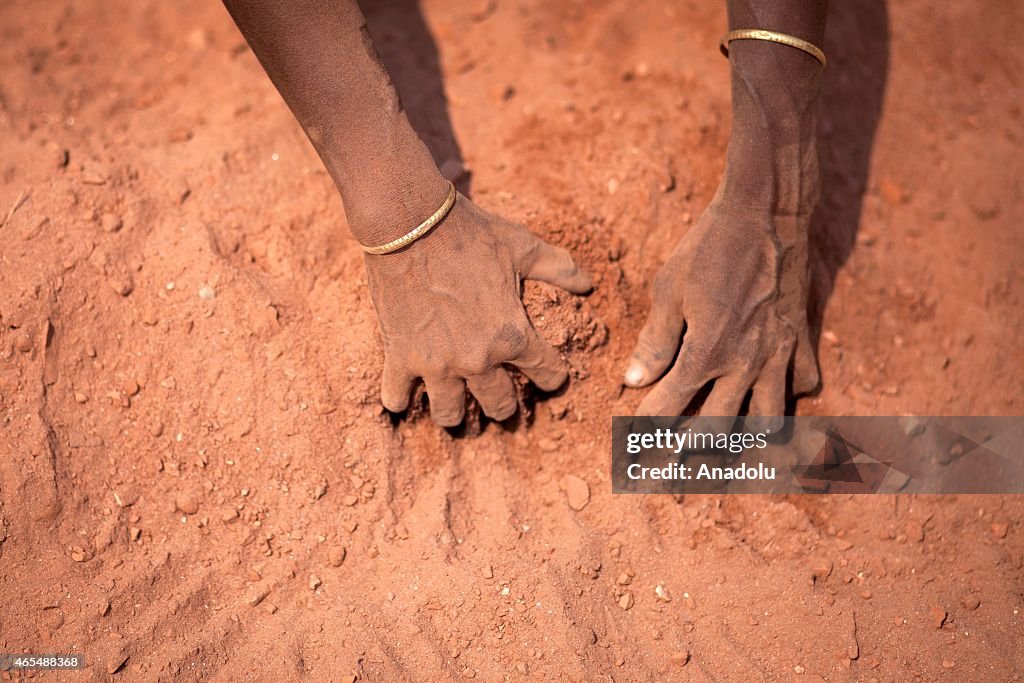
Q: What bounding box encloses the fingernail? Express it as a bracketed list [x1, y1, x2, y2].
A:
[624, 360, 647, 387]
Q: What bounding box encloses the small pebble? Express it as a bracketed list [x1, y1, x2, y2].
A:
[811, 559, 833, 581]
[107, 654, 129, 675]
[108, 272, 134, 296]
[247, 587, 269, 606]
[878, 178, 906, 205]
[175, 490, 201, 515]
[537, 438, 559, 453]
[15, 332, 34, 353]
[561, 475, 590, 511]
[328, 546, 346, 567]
[101, 212, 123, 233]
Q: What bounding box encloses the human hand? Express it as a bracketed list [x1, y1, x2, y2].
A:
[623, 199, 819, 420]
[365, 197, 592, 426]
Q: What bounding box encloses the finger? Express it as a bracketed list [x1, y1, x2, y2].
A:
[423, 377, 467, 427]
[518, 234, 593, 294]
[624, 273, 685, 387]
[466, 368, 518, 421]
[700, 373, 753, 417]
[635, 351, 706, 416]
[792, 328, 820, 394]
[509, 330, 568, 392]
[749, 352, 787, 433]
[380, 358, 416, 412]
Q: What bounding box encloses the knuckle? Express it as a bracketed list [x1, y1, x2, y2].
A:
[493, 320, 530, 358]
[683, 343, 714, 375]
[460, 352, 492, 377]
[551, 245, 576, 270]
[514, 230, 539, 263]
[635, 327, 672, 363]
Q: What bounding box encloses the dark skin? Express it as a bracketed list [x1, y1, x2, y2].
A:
[626, 0, 826, 424]
[222, 0, 826, 426]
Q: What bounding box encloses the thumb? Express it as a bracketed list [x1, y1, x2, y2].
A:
[518, 234, 593, 294]
[624, 274, 685, 387]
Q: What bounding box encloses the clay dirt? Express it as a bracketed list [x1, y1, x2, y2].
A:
[1, 0, 1022, 680]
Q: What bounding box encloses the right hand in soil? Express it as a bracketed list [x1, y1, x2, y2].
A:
[364, 197, 592, 426]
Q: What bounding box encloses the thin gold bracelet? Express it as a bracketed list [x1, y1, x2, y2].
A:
[360, 180, 458, 255]
[720, 29, 826, 67]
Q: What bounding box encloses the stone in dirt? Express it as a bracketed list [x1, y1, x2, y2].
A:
[101, 212, 123, 233]
[328, 546, 346, 567]
[120, 378, 140, 396]
[247, 587, 269, 607]
[929, 604, 947, 628]
[810, 558, 833, 581]
[107, 653, 129, 674]
[561, 475, 590, 511]
[175, 490, 201, 515]
[879, 178, 907, 205]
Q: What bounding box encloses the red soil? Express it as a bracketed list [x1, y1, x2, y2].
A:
[1, 0, 1021, 680]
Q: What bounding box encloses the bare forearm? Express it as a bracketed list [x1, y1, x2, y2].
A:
[221, 0, 448, 245]
[720, 0, 828, 219]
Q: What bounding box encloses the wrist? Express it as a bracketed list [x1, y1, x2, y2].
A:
[319, 112, 449, 247]
[718, 129, 819, 217]
[340, 162, 450, 248]
[719, 40, 822, 224]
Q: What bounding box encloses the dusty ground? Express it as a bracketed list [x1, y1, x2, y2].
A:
[1, 0, 1022, 680]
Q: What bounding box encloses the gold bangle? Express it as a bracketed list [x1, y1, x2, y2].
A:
[360, 180, 457, 255]
[720, 29, 826, 67]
